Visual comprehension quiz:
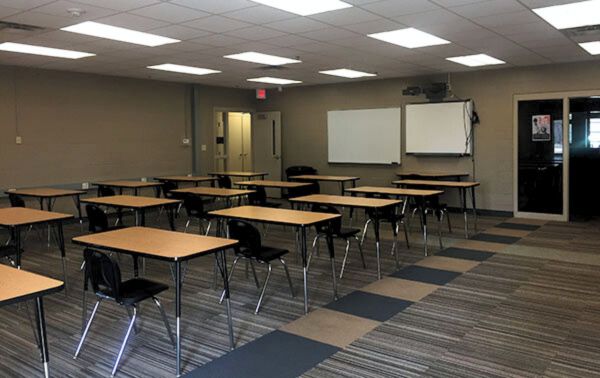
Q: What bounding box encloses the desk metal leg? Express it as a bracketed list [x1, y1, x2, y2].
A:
[300, 226, 309, 313]
[168, 206, 175, 231]
[215, 250, 235, 350]
[175, 261, 181, 377]
[15, 226, 22, 269]
[34, 297, 50, 378]
[373, 213, 382, 280]
[471, 187, 478, 233]
[325, 229, 337, 300]
[73, 195, 83, 230]
[421, 205, 428, 256]
[462, 188, 469, 238]
[57, 223, 68, 295]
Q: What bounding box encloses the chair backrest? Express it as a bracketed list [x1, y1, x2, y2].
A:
[162, 181, 178, 198]
[217, 176, 232, 189]
[86, 204, 110, 233]
[83, 248, 122, 300]
[8, 194, 25, 207]
[98, 186, 116, 197]
[311, 203, 341, 234]
[285, 165, 317, 180]
[183, 194, 205, 218]
[248, 186, 267, 206]
[365, 193, 397, 219]
[227, 219, 262, 255]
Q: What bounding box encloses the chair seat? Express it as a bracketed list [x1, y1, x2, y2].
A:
[263, 201, 281, 208]
[239, 246, 288, 262]
[0, 245, 18, 258]
[335, 227, 360, 238]
[117, 278, 169, 306]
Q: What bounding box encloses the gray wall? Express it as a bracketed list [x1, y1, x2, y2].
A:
[257, 61, 600, 212]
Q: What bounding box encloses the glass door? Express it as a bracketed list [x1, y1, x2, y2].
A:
[516, 99, 565, 218]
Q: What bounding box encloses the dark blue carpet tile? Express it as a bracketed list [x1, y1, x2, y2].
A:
[437, 247, 495, 262]
[184, 330, 339, 378]
[325, 290, 413, 322]
[495, 222, 540, 231]
[391, 265, 461, 285]
[471, 233, 521, 244]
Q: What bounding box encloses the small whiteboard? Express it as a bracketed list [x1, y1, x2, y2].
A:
[405, 101, 473, 155]
[327, 108, 401, 164]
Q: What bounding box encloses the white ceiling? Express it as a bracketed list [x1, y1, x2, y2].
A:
[0, 0, 598, 88]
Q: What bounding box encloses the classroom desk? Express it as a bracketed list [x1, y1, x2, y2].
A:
[171, 187, 255, 207]
[208, 171, 269, 180]
[345, 186, 444, 256]
[208, 206, 339, 314]
[154, 176, 217, 187]
[235, 180, 312, 189]
[396, 171, 469, 181]
[0, 265, 64, 378]
[0, 207, 72, 287]
[92, 181, 162, 196]
[288, 175, 360, 195]
[288, 194, 401, 279]
[72, 227, 238, 377]
[6, 188, 86, 221]
[81, 195, 180, 230]
[393, 179, 480, 238]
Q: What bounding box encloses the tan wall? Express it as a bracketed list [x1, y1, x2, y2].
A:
[257, 61, 600, 212]
[0, 65, 192, 191]
[193, 85, 256, 174]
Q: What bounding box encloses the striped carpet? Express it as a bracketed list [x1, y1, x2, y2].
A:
[2, 205, 600, 378]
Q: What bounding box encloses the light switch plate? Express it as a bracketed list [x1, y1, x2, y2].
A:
[15, 136, 22, 144]
[201, 144, 207, 151]
[182, 138, 190, 145]
[141, 177, 147, 182]
[82, 182, 90, 189]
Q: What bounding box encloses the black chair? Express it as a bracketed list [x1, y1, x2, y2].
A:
[217, 175, 232, 189]
[0, 245, 18, 266]
[75, 248, 174, 377]
[361, 193, 410, 267]
[161, 181, 178, 199]
[310, 204, 365, 279]
[285, 165, 317, 179]
[86, 204, 126, 233]
[98, 186, 116, 197]
[8, 193, 25, 207]
[220, 220, 294, 314]
[248, 186, 281, 208]
[182, 195, 212, 234]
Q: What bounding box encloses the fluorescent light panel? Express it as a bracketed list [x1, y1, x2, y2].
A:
[579, 41, 600, 55]
[224, 51, 301, 65]
[446, 54, 505, 67]
[319, 68, 376, 78]
[0, 42, 94, 59]
[147, 64, 221, 76]
[247, 77, 301, 85]
[61, 21, 179, 47]
[533, 0, 600, 30]
[368, 27, 450, 48]
[250, 0, 352, 16]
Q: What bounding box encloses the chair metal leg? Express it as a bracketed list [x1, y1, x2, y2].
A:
[219, 256, 240, 304]
[438, 211, 444, 250]
[125, 306, 140, 334]
[280, 258, 295, 297]
[153, 297, 175, 348]
[446, 210, 452, 233]
[74, 299, 101, 358]
[403, 221, 410, 249]
[360, 219, 371, 246]
[339, 239, 351, 279]
[112, 306, 137, 377]
[308, 234, 322, 270]
[184, 219, 191, 233]
[205, 221, 212, 236]
[255, 264, 272, 314]
[355, 235, 367, 269]
[249, 260, 260, 289]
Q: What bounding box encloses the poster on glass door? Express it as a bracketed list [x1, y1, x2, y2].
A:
[532, 114, 551, 141]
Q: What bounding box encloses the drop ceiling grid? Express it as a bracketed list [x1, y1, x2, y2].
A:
[0, 0, 596, 87]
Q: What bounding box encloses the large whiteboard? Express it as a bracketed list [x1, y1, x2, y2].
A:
[327, 108, 401, 164]
[405, 101, 473, 155]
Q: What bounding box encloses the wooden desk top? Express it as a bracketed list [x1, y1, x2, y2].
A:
[289, 194, 401, 209]
[209, 171, 268, 177]
[0, 207, 73, 227]
[154, 175, 216, 182]
[289, 175, 359, 182]
[93, 181, 162, 188]
[0, 265, 64, 306]
[346, 186, 443, 197]
[6, 188, 86, 198]
[72, 227, 237, 262]
[81, 195, 180, 208]
[172, 187, 254, 198]
[209, 206, 340, 227]
[393, 179, 480, 188]
[235, 180, 311, 189]
[396, 171, 469, 178]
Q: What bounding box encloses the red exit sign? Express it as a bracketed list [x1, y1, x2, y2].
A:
[256, 88, 266, 100]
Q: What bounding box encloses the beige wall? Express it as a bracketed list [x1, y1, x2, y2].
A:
[0, 65, 192, 191]
[193, 85, 256, 174]
[257, 61, 600, 212]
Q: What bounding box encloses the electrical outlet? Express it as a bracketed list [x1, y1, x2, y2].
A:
[82, 182, 90, 189]
[15, 136, 22, 145]
[182, 138, 190, 146]
[201, 144, 207, 151]
[141, 177, 147, 182]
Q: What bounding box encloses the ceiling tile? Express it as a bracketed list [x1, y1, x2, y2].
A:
[171, 0, 257, 14]
[129, 3, 210, 23]
[225, 25, 286, 41]
[342, 19, 406, 34]
[0, 0, 55, 10]
[222, 5, 295, 24]
[183, 15, 252, 33]
[361, 0, 440, 17]
[0, 5, 21, 18]
[191, 33, 248, 47]
[300, 27, 360, 42]
[265, 17, 330, 33]
[2, 11, 73, 29]
[308, 7, 381, 26]
[71, 0, 162, 12]
[449, 0, 526, 18]
[262, 34, 316, 47]
[146, 24, 212, 41]
[95, 13, 170, 31]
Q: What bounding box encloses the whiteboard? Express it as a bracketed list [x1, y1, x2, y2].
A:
[327, 108, 401, 164]
[405, 101, 473, 155]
